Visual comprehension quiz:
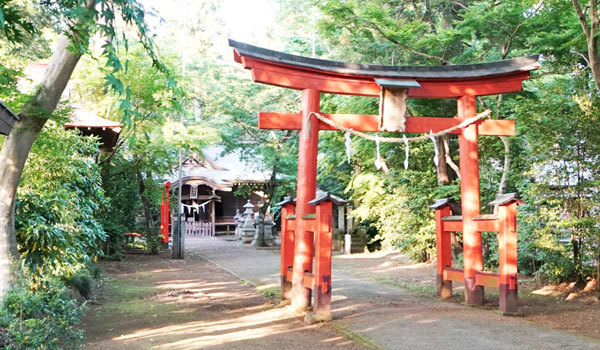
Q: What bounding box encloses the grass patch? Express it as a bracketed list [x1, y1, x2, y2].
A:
[257, 286, 281, 301]
[104, 277, 156, 300]
[370, 275, 437, 296]
[329, 322, 383, 350]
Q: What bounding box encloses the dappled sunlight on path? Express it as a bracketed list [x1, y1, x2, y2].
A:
[82, 249, 364, 350]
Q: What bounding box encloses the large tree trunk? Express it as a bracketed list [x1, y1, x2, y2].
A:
[137, 170, 154, 231]
[0, 35, 84, 299]
[435, 135, 450, 185]
[573, 0, 600, 90]
[497, 136, 511, 196]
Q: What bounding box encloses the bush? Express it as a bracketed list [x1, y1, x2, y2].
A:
[0, 278, 84, 349]
[68, 271, 94, 299]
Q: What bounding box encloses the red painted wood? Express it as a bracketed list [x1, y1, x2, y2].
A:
[291, 88, 320, 310]
[443, 267, 465, 282]
[475, 271, 500, 288]
[239, 56, 530, 98]
[474, 218, 499, 232]
[287, 218, 296, 231]
[301, 217, 316, 232]
[458, 95, 484, 306]
[435, 207, 452, 276]
[442, 219, 463, 232]
[303, 273, 315, 289]
[258, 112, 515, 137]
[280, 203, 296, 278]
[161, 182, 171, 243]
[498, 202, 518, 288]
[160, 201, 165, 240]
[313, 201, 333, 316]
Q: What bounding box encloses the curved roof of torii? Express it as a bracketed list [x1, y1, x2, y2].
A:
[230, 39, 541, 97]
[230, 39, 540, 80]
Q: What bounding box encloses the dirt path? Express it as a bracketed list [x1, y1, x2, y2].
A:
[82, 250, 366, 349]
[82, 236, 600, 349]
[191, 236, 600, 350]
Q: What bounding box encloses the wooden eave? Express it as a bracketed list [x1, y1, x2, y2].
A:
[229, 39, 541, 98]
[0, 101, 18, 136]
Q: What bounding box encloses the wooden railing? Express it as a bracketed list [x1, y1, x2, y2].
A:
[185, 221, 212, 236]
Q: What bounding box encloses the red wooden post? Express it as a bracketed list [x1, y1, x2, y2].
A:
[161, 182, 171, 243]
[160, 199, 165, 239]
[312, 199, 333, 321]
[458, 95, 484, 306]
[436, 206, 453, 298]
[498, 200, 520, 315]
[280, 198, 296, 300]
[292, 88, 320, 311]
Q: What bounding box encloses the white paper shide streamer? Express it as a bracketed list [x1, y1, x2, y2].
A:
[344, 130, 352, 164]
[403, 135, 409, 170]
[429, 130, 439, 167]
[374, 134, 382, 170]
[180, 200, 211, 215]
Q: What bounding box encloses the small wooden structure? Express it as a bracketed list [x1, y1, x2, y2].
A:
[64, 110, 122, 151]
[230, 39, 539, 319]
[277, 192, 347, 320]
[0, 101, 18, 135]
[430, 194, 524, 314]
[163, 150, 271, 241]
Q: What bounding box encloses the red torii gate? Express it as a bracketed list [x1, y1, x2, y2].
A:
[230, 39, 540, 319]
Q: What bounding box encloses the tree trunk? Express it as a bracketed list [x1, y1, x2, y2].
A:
[262, 162, 278, 216]
[0, 35, 84, 299]
[137, 170, 154, 231]
[435, 135, 450, 185]
[497, 136, 511, 196]
[573, 0, 600, 90]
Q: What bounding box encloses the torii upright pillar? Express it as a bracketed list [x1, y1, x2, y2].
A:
[291, 88, 320, 310]
[458, 95, 484, 305]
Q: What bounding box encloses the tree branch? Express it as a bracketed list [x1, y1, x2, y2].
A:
[343, 7, 451, 64]
[442, 135, 460, 180]
[573, 0, 591, 40]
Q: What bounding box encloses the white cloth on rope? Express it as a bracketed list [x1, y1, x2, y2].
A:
[374, 134, 382, 170]
[344, 130, 352, 164]
[181, 200, 211, 215]
[429, 130, 439, 167]
[403, 135, 409, 170]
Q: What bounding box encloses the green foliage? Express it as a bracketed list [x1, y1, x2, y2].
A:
[67, 270, 93, 299]
[16, 121, 107, 283]
[297, 0, 600, 283]
[0, 0, 37, 44]
[347, 170, 458, 262]
[0, 277, 84, 349]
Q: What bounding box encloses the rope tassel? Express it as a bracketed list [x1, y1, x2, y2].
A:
[374, 134, 382, 170]
[344, 130, 352, 164]
[429, 130, 439, 167]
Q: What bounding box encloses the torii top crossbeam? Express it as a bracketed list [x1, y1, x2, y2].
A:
[230, 39, 540, 98]
[230, 39, 540, 137]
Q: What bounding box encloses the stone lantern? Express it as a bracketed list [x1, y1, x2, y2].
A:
[241, 200, 255, 244]
[233, 209, 243, 241]
[253, 200, 265, 246]
[263, 213, 275, 246]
